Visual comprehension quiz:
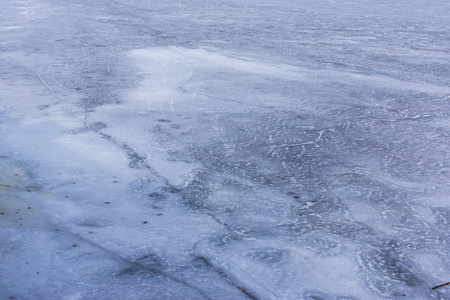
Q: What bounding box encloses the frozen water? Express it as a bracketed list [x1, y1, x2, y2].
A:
[1, 0, 449, 299]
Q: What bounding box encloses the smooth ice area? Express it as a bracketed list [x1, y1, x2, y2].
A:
[1, 0, 449, 299]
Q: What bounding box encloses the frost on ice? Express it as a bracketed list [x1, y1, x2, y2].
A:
[1, 0, 449, 299]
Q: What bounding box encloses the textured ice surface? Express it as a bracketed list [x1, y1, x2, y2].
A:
[1, 0, 449, 299]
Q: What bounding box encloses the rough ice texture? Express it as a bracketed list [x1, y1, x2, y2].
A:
[0, 0, 449, 299]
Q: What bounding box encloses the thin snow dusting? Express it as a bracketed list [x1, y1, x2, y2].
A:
[1, 0, 449, 299]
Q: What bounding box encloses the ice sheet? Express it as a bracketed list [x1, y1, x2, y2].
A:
[1, 0, 449, 299]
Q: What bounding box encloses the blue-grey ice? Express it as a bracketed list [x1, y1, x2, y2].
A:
[0, 0, 449, 299]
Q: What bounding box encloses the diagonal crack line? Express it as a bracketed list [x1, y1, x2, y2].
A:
[196, 256, 258, 300]
[78, 236, 213, 299]
[94, 129, 258, 298]
[91, 130, 256, 298]
[51, 222, 214, 300]
[97, 132, 174, 189]
[28, 68, 61, 105]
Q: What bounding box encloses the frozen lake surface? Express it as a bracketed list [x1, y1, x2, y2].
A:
[1, 0, 449, 299]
